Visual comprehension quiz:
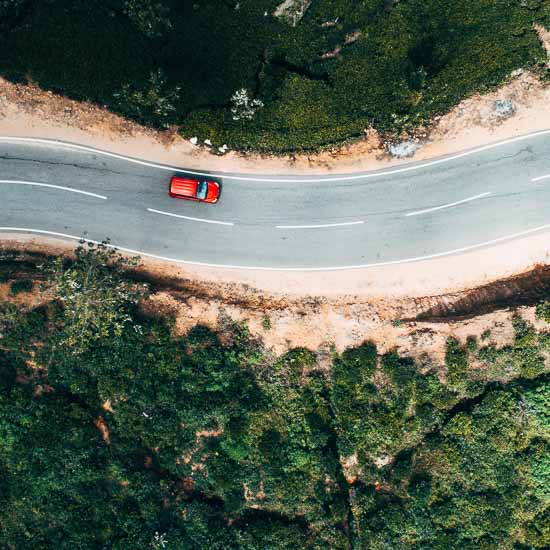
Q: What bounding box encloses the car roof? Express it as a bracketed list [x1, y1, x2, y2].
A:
[171, 177, 198, 197]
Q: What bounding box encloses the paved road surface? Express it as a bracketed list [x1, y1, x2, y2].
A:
[1, 133, 550, 270]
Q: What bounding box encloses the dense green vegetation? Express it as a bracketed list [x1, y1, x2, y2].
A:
[0, 243, 549, 548]
[0, 1, 549, 152]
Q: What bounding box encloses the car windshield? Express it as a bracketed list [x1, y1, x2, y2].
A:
[196, 180, 208, 200]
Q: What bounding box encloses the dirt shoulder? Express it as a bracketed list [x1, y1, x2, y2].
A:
[2, 228, 549, 300]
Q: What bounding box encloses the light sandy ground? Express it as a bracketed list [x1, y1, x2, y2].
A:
[2, 229, 548, 299]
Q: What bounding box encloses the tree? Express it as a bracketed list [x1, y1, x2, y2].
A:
[43, 241, 145, 356]
[121, 0, 172, 38]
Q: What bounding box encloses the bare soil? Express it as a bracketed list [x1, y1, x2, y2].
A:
[2, 243, 548, 361]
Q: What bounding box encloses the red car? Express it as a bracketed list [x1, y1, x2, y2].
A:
[169, 176, 220, 204]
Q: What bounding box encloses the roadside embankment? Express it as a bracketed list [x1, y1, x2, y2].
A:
[2, 234, 549, 359]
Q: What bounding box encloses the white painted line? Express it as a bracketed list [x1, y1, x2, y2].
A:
[531, 174, 550, 183]
[276, 221, 364, 229]
[1, 130, 550, 182]
[0, 179, 107, 199]
[405, 192, 491, 217]
[1, 224, 549, 271]
[147, 207, 234, 226]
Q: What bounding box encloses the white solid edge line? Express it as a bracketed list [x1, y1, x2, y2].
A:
[531, 174, 550, 183]
[277, 220, 364, 229]
[147, 207, 234, 226]
[0, 179, 107, 199]
[1, 224, 549, 271]
[1, 130, 550, 182]
[405, 192, 491, 217]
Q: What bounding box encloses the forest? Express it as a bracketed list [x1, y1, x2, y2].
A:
[0, 244, 548, 548]
[0, 0, 549, 151]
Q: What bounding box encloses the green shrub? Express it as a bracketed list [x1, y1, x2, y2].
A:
[466, 335, 478, 352]
[445, 337, 469, 389]
[9, 279, 33, 295]
[535, 301, 550, 323]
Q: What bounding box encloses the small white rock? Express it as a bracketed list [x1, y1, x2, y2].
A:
[204, 139, 212, 146]
[387, 140, 420, 159]
[493, 99, 515, 118]
[189, 137, 198, 145]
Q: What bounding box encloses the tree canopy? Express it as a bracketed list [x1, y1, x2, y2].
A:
[0, 244, 548, 547]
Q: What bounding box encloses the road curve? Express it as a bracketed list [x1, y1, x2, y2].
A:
[1, 133, 550, 270]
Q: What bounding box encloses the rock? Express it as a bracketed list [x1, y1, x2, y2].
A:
[493, 99, 515, 118]
[274, 0, 312, 27]
[189, 136, 198, 145]
[387, 140, 421, 158]
[204, 138, 212, 146]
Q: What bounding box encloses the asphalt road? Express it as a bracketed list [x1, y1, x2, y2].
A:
[1, 133, 550, 270]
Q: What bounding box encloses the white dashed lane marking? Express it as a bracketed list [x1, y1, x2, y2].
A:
[147, 207, 235, 226]
[0, 179, 107, 199]
[405, 192, 491, 217]
[276, 221, 364, 229]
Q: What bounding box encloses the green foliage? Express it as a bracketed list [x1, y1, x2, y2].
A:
[445, 337, 469, 387]
[42, 241, 145, 357]
[466, 335, 478, 352]
[1, 247, 549, 548]
[0, 0, 547, 151]
[477, 315, 548, 380]
[481, 328, 492, 340]
[349, 384, 550, 549]
[9, 278, 32, 295]
[536, 300, 550, 323]
[113, 68, 180, 128]
[119, 0, 172, 38]
[331, 345, 450, 475]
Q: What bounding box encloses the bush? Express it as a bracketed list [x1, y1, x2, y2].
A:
[9, 279, 33, 295]
[536, 301, 550, 323]
[445, 337, 469, 389]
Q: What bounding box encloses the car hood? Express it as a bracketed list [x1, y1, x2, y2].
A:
[206, 181, 220, 202]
